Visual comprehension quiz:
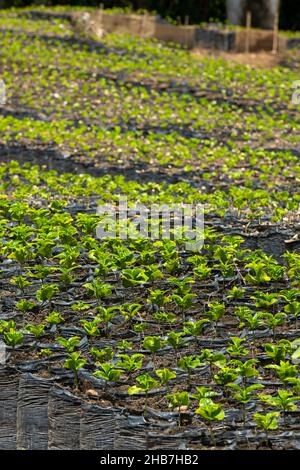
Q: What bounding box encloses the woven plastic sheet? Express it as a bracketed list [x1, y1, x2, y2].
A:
[48, 387, 82, 450]
[17, 373, 53, 450]
[80, 404, 116, 450]
[114, 415, 149, 450]
[0, 368, 19, 449]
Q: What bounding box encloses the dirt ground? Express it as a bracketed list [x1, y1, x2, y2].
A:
[191, 48, 285, 69]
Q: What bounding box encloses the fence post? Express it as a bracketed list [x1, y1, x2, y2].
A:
[99, 3, 104, 29]
[245, 10, 252, 53]
[272, 11, 279, 54]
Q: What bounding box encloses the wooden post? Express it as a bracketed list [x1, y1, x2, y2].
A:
[184, 15, 190, 49]
[272, 11, 279, 54]
[140, 12, 147, 38]
[245, 10, 252, 53]
[99, 4, 104, 22]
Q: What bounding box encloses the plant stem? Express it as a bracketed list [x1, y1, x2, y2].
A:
[242, 403, 246, 426]
[265, 430, 269, 448]
[143, 392, 148, 416]
[74, 370, 78, 389]
[209, 421, 216, 447]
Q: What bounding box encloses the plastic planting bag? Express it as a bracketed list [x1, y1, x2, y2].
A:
[17, 373, 54, 450]
[80, 404, 116, 450]
[114, 415, 149, 450]
[48, 387, 82, 450]
[0, 368, 19, 449]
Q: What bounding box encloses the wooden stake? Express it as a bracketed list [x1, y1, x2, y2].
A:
[140, 12, 147, 38]
[272, 11, 279, 54]
[245, 10, 251, 53]
[99, 3, 104, 27]
[183, 15, 190, 49]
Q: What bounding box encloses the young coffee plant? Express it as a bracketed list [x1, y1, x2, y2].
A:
[253, 412, 280, 447]
[204, 302, 225, 335]
[265, 361, 298, 384]
[128, 373, 159, 414]
[57, 336, 81, 353]
[166, 391, 190, 426]
[191, 387, 218, 401]
[226, 337, 249, 357]
[178, 355, 204, 386]
[183, 319, 209, 338]
[259, 390, 299, 426]
[166, 331, 185, 359]
[83, 279, 112, 301]
[229, 383, 264, 424]
[36, 284, 59, 305]
[116, 354, 144, 376]
[94, 363, 123, 387]
[142, 336, 164, 364]
[155, 368, 177, 386]
[264, 341, 290, 363]
[196, 399, 225, 446]
[3, 328, 24, 350]
[90, 346, 114, 362]
[64, 352, 86, 388]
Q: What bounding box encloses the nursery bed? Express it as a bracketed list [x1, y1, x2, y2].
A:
[0, 8, 299, 450]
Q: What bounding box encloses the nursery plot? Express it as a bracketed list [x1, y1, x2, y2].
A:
[0, 8, 299, 450]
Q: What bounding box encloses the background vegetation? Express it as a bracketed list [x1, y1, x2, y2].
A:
[0, 0, 299, 30]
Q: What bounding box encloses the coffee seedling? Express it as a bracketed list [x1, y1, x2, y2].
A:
[64, 352, 86, 388]
[166, 391, 190, 426]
